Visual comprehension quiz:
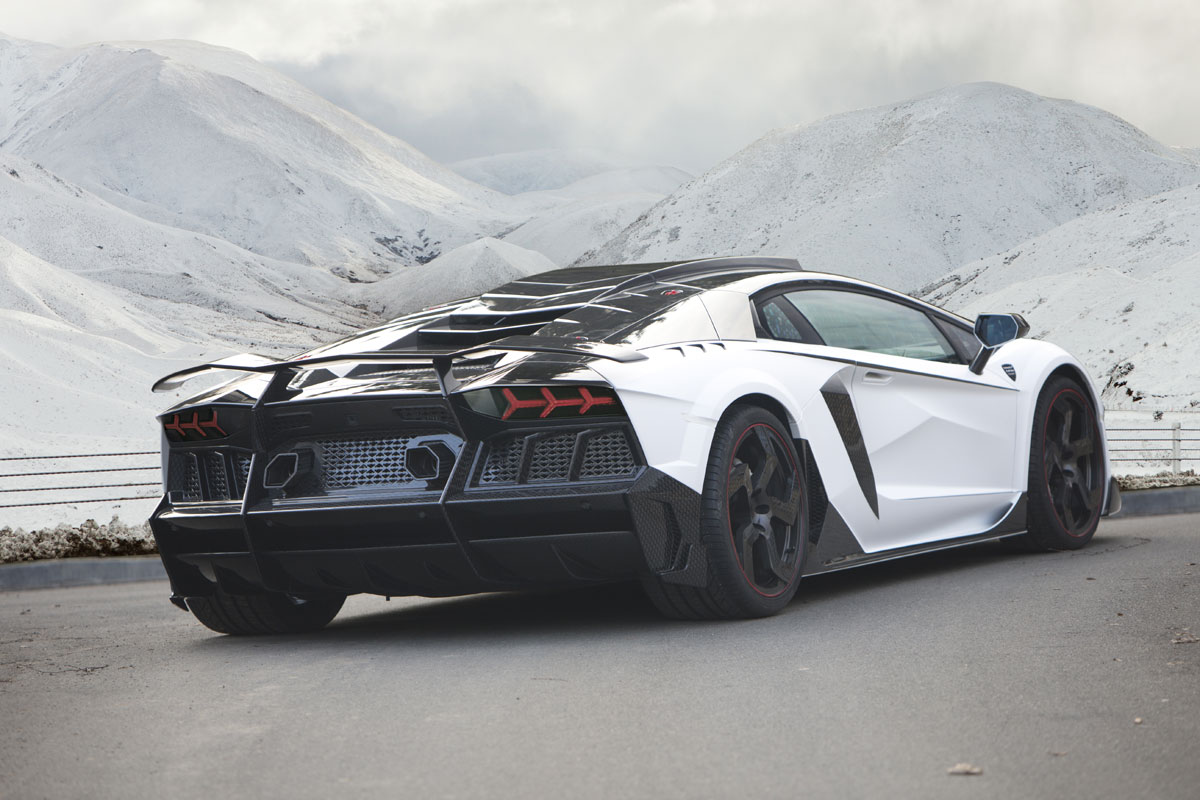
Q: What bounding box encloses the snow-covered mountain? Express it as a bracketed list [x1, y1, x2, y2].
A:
[581, 83, 1200, 291]
[502, 166, 693, 264]
[452, 148, 643, 195]
[363, 237, 557, 319]
[920, 181, 1200, 410]
[0, 35, 514, 276]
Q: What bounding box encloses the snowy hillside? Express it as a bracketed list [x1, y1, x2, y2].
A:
[363, 238, 557, 319]
[921, 182, 1200, 410]
[0, 34, 514, 276]
[582, 83, 1200, 292]
[451, 149, 642, 194]
[502, 166, 693, 264]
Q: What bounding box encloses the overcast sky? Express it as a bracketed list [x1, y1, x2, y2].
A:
[6, 0, 1197, 173]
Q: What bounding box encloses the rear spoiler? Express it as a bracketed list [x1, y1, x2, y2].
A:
[152, 336, 647, 394]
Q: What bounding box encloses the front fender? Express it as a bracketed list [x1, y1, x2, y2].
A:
[987, 339, 1114, 505]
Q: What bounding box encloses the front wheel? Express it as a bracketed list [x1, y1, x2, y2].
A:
[186, 590, 345, 635]
[642, 405, 806, 619]
[1024, 376, 1104, 550]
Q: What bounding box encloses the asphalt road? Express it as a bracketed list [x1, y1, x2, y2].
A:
[1, 515, 1197, 800]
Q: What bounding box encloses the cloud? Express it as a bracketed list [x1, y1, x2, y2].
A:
[7, 0, 1198, 172]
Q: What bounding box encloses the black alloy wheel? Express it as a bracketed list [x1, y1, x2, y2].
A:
[641, 404, 806, 619]
[1026, 376, 1104, 550]
[726, 423, 804, 596]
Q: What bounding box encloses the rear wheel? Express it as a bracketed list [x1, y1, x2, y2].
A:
[642, 405, 805, 619]
[187, 590, 345, 635]
[1024, 376, 1104, 550]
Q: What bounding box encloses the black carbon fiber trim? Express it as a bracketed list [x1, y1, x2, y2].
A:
[803, 442, 829, 544]
[801, 502, 864, 573]
[820, 387, 879, 518]
[627, 469, 706, 586]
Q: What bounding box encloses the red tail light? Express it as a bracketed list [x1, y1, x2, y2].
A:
[462, 386, 624, 421]
[162, 406, 248, 443]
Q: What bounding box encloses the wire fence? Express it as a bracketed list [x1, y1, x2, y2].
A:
[0, 451, 161, 511]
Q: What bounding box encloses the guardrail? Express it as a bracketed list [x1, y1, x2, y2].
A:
[1106, 422, 1199, 474]
[0, 452, 161, 510]
[0, 419, 1196, 511]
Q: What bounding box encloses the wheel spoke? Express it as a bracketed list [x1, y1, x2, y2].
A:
[1059, 407, 1075, 445]
[768, 482, 802, 525]
[753, 452, 779, 496]
[1044, 440, 1065, 472]
[761, 533, 795, 583]
[752, 425, 776, 459]
[728, 461, 752, 506]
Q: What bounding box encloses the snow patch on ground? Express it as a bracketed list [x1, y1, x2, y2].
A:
[0, 518, 154, 564]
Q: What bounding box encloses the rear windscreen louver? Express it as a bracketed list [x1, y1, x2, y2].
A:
[417, 306, 582, 346]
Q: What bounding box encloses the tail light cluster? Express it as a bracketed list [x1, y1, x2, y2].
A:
[462, 385, 624, 421]
[162, 406, 249, 443]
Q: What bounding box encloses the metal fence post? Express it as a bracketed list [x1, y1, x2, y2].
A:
[1172, 422, 1182, 475]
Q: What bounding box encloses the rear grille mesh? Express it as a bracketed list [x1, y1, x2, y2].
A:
[235, 454, 252, 493]
[579, 431, 638, 478]
[168, 450, 249, 503]
[167, 453, 202, 502]
[478, 436, 523, 485]
[205, 453, 229, 499]
[317, 434, 433, 491]
[527, 434, 576, 482]
[477, 427, 639, 486]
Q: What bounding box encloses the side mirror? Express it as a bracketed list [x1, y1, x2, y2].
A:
[969, 313, 1030, 374]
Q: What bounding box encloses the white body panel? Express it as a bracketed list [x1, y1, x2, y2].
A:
[594, 284, 1112, 558]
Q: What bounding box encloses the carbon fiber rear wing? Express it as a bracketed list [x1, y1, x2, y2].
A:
[152, 336, 647, 394]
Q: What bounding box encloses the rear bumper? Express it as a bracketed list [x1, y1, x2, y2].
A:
[151, 467, 706, 598]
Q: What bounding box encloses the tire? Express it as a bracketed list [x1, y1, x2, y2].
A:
[642, 405, 806, 619]
[186, 590, 345, 635]
[1024, 375, 1105, 550]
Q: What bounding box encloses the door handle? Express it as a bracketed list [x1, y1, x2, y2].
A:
[862, 371, 893, 385]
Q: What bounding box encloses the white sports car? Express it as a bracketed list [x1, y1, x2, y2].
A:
[151, 256, 1119, 633]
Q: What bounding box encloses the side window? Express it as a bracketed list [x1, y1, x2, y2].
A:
[932, 317, 982, 361]
[759, 299, 805, 342]
[782, 290, 959, 362]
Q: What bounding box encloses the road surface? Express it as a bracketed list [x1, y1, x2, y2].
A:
[1, 514, 1197, 799]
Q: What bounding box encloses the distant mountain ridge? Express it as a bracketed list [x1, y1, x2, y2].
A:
[0, 34, 513, 277]
[580, 83, 1200, 291]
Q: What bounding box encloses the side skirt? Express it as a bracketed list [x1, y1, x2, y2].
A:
[802, 493, 1028, 577]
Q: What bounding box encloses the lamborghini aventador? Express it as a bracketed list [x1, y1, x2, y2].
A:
[150, 256, 1118, 633]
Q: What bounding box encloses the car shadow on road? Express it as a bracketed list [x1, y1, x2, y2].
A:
[186, 531, 1135, 649]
